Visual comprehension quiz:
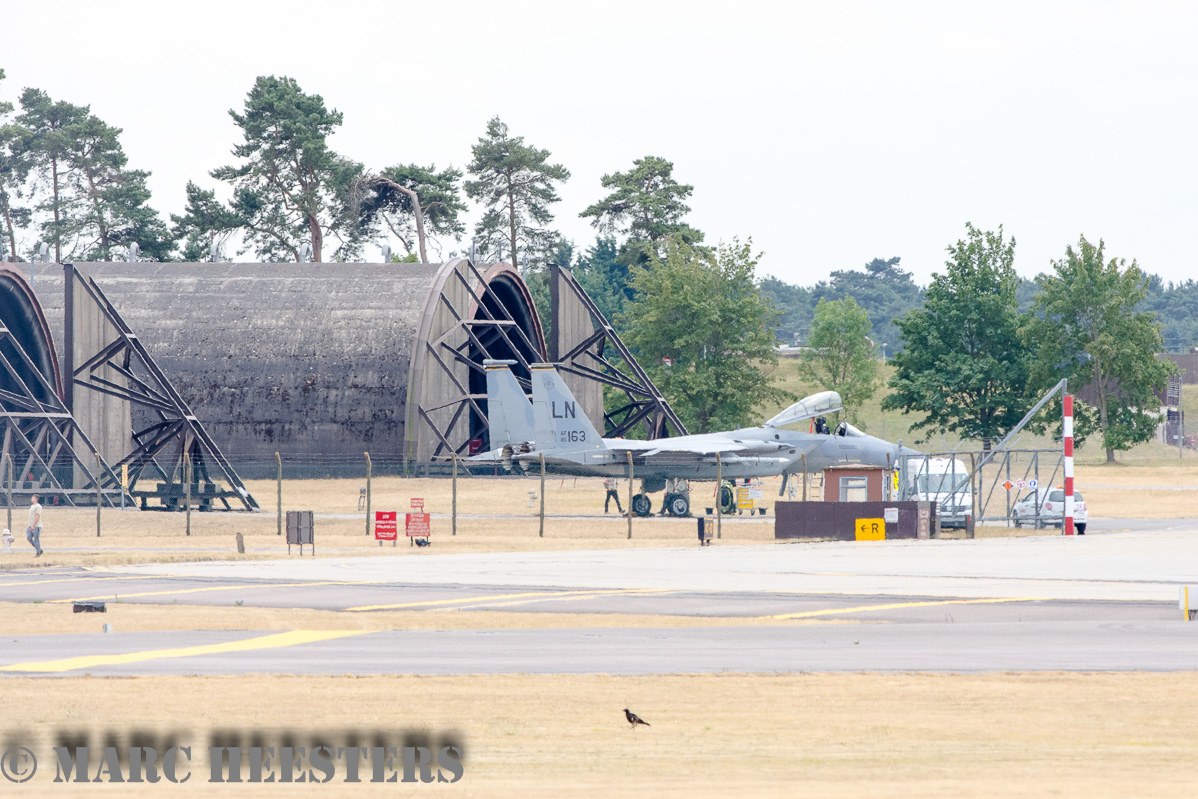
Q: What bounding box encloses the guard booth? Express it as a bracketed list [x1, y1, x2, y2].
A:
[776, 464, 935, 540]
[822, 465, 888, 502]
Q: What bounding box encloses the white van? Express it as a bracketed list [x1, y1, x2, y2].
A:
[906, 457, 972, 528]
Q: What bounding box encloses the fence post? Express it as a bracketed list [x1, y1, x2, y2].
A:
[276, 452, 282, 535]
[967, 452, 976, 539]
[4, 454, 11, 536]
[184, 440, 192, 537]
[626, 451, 633, 540]
[96, 474, 102, 537]
[801, 453, 807, 502]
[365, 452, 372, 536]
[538, 451, 546, 538]
[715, 452, 722, 539]
[452, 453, 458, 536]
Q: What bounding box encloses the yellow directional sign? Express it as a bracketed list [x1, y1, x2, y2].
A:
[855, 517, 885, 541]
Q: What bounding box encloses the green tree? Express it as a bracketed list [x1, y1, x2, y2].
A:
[579, 155, 703, 303]
[171, 180, 246, 261]
[574, 236, 626, 322]
[355, 163, 466, 262]
[620, 236, 786, 433]
[580, 155, 702, 245]
[798, 297, 879, 427]
[16, 88, 88, 262]
[465, 117, 570, 269]
[1023, 236, 1175, 463]
[882, 224, 1028, 450]
[212, 76, 361, 262]
[17, 89, 170, 261]
[0, 70, 33, 261]
[812, 257, 923, 355]
[64, 113, 171, 261]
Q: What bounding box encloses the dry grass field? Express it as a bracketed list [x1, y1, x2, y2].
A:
[2, 673, 1197, 797]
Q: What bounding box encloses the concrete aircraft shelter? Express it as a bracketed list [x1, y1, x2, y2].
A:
[9, 257, 611, 475]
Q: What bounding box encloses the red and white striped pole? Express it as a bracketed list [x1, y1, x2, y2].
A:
[1063, 393, 1075, 536]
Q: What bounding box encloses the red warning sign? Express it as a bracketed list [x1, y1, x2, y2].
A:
[406, 512, 431, 538]
[410, 497, 425, 510]
[374, 511, 398, 541]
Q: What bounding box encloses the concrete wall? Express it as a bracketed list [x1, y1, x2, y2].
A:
[26, 260, 548, 470]
[31, 262, 441, 466]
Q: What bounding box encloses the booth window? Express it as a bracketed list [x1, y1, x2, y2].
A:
[839, 476, 868, 502]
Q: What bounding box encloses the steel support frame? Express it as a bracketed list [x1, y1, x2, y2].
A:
[413, 260, 685, 462]
[0, 322, 122, 507]
[549, 264, 687, 440]
[64, 264, 258, 511]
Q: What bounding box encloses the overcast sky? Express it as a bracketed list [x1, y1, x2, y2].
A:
[5, 1, 1197, 286]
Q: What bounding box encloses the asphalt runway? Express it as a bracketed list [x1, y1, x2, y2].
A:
[0, 568, 1174, 622]
[2, 621, 1194, 676]
[1, 525, 1196, 676]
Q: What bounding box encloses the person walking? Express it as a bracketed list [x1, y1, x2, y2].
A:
[26, 494, 43, 557]
[603, 477, 624, 514]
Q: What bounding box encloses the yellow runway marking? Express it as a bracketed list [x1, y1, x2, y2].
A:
[347, 588, 672, 612]
[0, 575, 160, 587]
[49, 580, 383, 604]
[765, 597, 1047, 620]
[0, 630, 369, 673]
[451, 590, 673, 610]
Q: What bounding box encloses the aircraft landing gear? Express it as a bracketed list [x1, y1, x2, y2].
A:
[717, 481, 737, 515]
[631, 494, 653, 517]
[664, 492, 690, 517]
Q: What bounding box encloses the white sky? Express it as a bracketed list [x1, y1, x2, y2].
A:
[5, 0, 1197, 285]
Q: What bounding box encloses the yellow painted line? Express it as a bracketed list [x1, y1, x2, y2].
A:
[0, 630, 369, 674]
[347, 588, 671, 613]
[49, 580, 383, 604]
[453, 590, 672, 610]
[0, 576, 161, 587]
[765, 597, 1047, 620]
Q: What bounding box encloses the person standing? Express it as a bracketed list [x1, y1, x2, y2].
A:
[26, 494, 43, 557]
[603, 477, 623, 514]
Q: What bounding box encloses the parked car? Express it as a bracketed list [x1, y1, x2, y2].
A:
[1012, 487, 1087, 534]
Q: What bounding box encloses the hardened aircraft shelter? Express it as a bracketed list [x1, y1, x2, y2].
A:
[2, 257, 678, 503]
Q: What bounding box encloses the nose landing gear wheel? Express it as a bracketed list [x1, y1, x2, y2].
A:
[631, 494, 653, 517]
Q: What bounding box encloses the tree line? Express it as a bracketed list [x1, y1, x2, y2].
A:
[0, 72, 1181, 457]
[797, 224, 1175, 463]
[0, 71, 781, 436]
[762, 255, 1198, 357]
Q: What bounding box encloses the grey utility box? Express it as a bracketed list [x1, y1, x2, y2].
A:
[286, 510, 315, 555]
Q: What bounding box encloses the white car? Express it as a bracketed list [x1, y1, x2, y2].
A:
[1012, 487, 1087, 534]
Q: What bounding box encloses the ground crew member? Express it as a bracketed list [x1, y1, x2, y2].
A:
[603, 477, 623, 513]
[26, 493, 43, 557]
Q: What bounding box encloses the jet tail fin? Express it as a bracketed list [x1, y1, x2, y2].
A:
[484, 360, 534, 448]
[531, 363, 605, 453]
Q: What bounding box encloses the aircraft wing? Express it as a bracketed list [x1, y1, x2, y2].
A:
[640, 440, 782, 458]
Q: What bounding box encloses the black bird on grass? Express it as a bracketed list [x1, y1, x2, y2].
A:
[624, 708, 650, 728]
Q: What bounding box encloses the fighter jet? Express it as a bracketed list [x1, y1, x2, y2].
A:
[474, 362, 916, 517]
